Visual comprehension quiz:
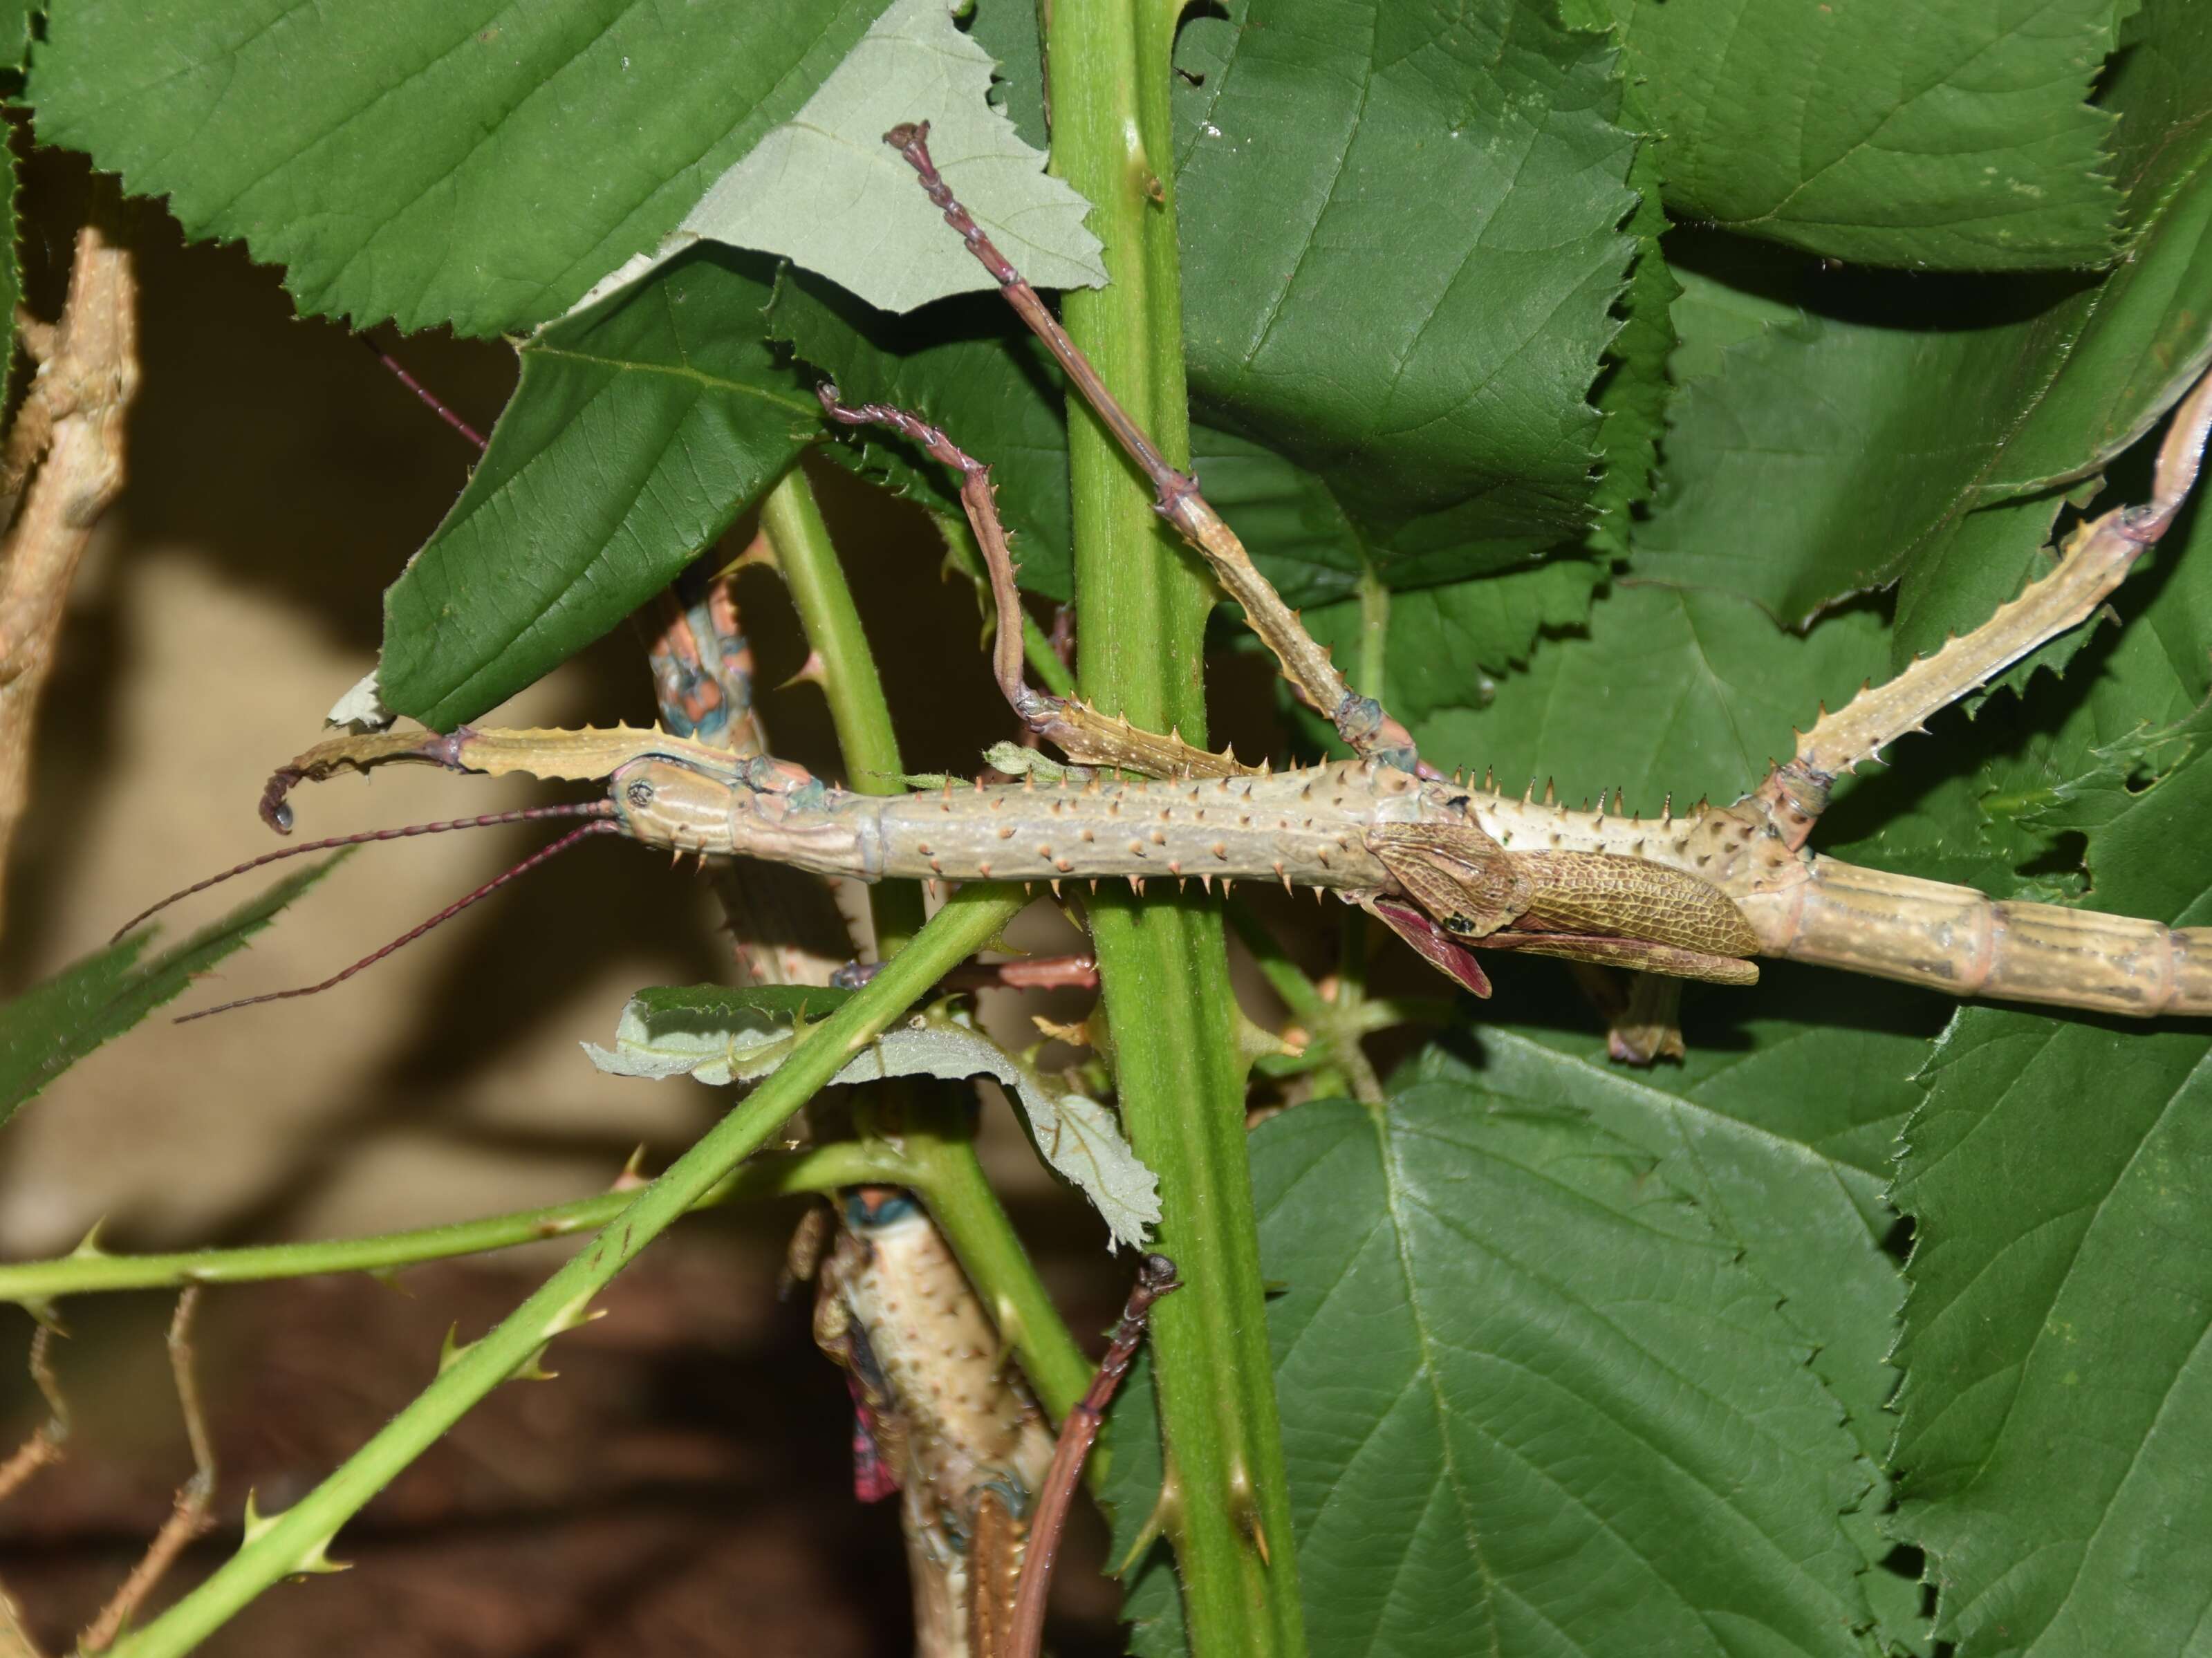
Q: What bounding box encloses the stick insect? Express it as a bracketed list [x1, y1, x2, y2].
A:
[127, 122, 2212, 1041]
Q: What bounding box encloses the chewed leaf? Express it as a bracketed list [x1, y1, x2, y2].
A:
[584, 990, 1158, 1249]
[837, 1005, 1161, 1250]
[582, 985, 852, 1087]
[568, 0, 1104, 318]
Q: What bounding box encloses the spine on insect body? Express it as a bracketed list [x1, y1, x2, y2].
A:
[1740, 857, 2212, 1016]
[867, 763, 1407, 888]
[675, 758, 1426, 891]
[811, 1194, 1055, 1655]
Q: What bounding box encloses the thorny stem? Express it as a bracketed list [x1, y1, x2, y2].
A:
[0, 1145, 908, 1307]
[1335, 571, 1389, 1109]
[1007, 1253, 1180, 1658]
[759, 463, 926, 955]
[757, 462, 1093, 1424]
[104, 888, 1024, 1658]
[718, 484, 1096, 1514]
[1039, 7, 1307, 1651]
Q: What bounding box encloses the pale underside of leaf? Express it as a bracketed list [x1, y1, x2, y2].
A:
[586, 992, 1158, 1249]
[564, 0, 1104, 319]
[28, 0, 902, 335]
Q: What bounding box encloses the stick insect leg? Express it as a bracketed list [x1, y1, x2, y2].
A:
[883, 122, 1425, 775]
[644, 568, 857, 989]
[817, 384, 1260, 781]
[1753, 368, 2212, 848]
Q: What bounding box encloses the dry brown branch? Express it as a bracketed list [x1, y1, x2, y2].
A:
[0, 1587, 41, 1658]
[79, 1291, 217, 1652]
[0, 1329, 68, 1658]
[0, 205, 138, 935]
[0, 1327, 65, 1505]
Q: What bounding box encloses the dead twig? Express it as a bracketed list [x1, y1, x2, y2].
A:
[0, 1328, 69, 1658]
[0, 203, 139, 935]
[80, 1290, 218, 1652]
[0, 1327, 66, 1505]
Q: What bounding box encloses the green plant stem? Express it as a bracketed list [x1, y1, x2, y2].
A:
[763, 472, 1093, 1463]
[108, 887, 1023, 1658]
[933, 508, 1078, 700]
[1048, 6, 1305, 1652]
[0, 1146, 909, 1310]
[1355, 561, 1389, 705]
[761, 463, 925, 954]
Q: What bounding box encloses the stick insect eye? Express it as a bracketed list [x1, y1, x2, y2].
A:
[626, 779, 656, 808]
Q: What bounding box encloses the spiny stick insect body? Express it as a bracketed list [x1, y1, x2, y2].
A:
[130, 122, 2212, 1034]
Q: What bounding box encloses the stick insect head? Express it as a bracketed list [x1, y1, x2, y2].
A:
[607, 756, 734, 855]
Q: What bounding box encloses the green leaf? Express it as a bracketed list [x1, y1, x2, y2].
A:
[1302, 557, 1604, 729]
[1630, 0, 2212, 634]
[378, 250, 817, 728]
[1608, 0, 2125, 270]
[1822, 405, 2212, 895]
[586, 989, 1160, 1248]
[0, 859, 340, 1126]
[27, 0, 897, 335]
[783, 0, 1648, 608]
[1576, 62, 1681, 556]
[1633, 252, 2088, 628]
[1891, 702, 2212, 1656]
[768, 270, 1076, 601]
[571, 0, 1102, 317]
[1407, 987, 1935, 1651]
[1116, 1082, 1875, 1655]
[1419, 962, 1937, 1434]
[1173, 0, 1639, 581]
[1412, 581, 1891, 812]
[0, 0, 27, 354]
[963, 0, 1048, 153]
[0, 0, 30, 64]
[632, 983, 857, 1023]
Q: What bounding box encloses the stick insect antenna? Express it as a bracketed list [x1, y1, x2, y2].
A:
[174, 817, 621, 1024]
[358, 337, 488, 452]
[112, 801, 615, 944]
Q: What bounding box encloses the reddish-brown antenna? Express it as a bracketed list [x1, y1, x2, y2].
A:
[175, 818, 620, 1023]
[359, 337, 488, 451]
[112, 801, 615, 944]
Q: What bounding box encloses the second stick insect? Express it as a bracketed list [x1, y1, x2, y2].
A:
[135, 122, 2212, 1039]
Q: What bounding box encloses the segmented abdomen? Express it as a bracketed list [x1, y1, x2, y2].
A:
[1760, 858, 2212, 1016]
